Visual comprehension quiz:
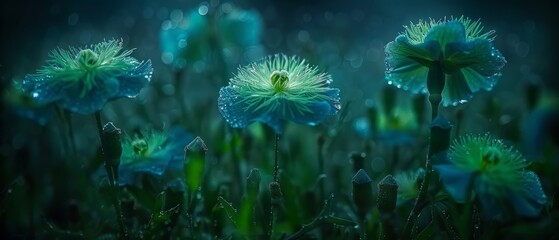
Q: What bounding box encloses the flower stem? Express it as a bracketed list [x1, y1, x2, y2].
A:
[94, 111, 127, 239]
[401, 95, 442, 239]
[63, 110, 77, 157]
[273, 134, 280, 182]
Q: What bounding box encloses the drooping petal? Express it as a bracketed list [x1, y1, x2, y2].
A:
[59, 78, 120, 114]
[442, 69, 474, 106]
[22, 74, 64, 106]
[218, 86, 284, 132]
[385, 35, 440, 94]
[424, 21, 466, 49]
[509, 171, 547, 217]
[433, 164, 473, 202]
[443, 40, 506, 95]
[118, 60, 153, 97]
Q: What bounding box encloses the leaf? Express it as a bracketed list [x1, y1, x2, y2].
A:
[217, 196, 239, 227]
[324, 216, 356, 227]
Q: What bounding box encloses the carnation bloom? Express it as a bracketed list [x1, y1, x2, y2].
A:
[23, 39, 153, 114]
[385, 16, 506, 106]
[218, 54, 341, 133]
[118, 127, 192, 185]
[394, 169, 423, 206]
[434, 134, 547, 217]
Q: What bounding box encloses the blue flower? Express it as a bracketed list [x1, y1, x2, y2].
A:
[3, 80, 51, 125]
[160, 4, 262, 68]
[434, 134, 547, 218]
[385, 16, 506, 106]
[118, 127, 193, 186]
[22, 39, 153, 114]
[218, 54, 341, 133]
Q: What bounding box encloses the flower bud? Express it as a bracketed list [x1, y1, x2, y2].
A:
[102, 122, 122, 167]
[377, 175, 399, 214]
[429, 114, 452, 157]
[352, 169, 373, 219]
[184, 136, 207, 190]
[246, 168, 261, 202]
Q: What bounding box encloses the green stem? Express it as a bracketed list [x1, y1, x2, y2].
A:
[273, 134, 280, 182]
[401, 95, 442, 239]
[95, 111, 127, 239]
[318, 137, 325, 199]
[63, 110, 77, 156]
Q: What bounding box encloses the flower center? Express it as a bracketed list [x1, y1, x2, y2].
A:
[270, 70, 289, 92]
[77, 49, 99, 69]
[132, 138, 148, 157]
[481, 146, 500, 170]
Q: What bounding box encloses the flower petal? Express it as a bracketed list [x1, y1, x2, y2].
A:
[218, 86, 284, 132]
[385, 35, 440, 93]
[433, 164, 473, 202]
[118, 60, 153, 97]
[442, 70, 474, 106]
[424, 21, 466, 49]
[509, 171, 547, 217]
[444, 40, 506, 93]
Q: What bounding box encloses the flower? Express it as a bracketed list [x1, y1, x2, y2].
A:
[394, 169, 422, 206]
[385, 16, 506, 106]
[218, 54, 341, 133]
[434, 134, 547, 218]
[160, 4, 262, 69]
[22, 39, 153, 114]
[117, 127, 193, 185]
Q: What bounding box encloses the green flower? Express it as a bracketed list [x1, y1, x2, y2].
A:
[434, 134, 547, 217]
[394, 169, 422, 206]
[23, 39, 152, 114]
[218, 54, 341, 133]
[385, 16, 506, 106]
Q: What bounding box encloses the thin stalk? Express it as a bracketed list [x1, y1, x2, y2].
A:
[95, 112, 127, 239]
[270, 134, 280, 239]
[318, 137, 325, 199]
[54, 105, 71, 155]
[64, 110, 77, 156]
[401, 95, 441, 239]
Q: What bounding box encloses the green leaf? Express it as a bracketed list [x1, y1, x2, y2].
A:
[217, 196, 239, 227]
[324, 216, 356, 227]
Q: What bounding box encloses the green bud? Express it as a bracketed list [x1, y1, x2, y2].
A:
[246, 168, 261, 201]
[352, 169, 373, 219]
[429, 114, 452, 157]
[102, 122, 122, 167]
[377, 175, 398, 214]
[184, 136, 207, 190]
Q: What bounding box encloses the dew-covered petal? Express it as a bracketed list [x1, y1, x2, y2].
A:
[442, 70, 474, 106]
[218, 86, 284, 132]
[509, 171, 547, 217]
[22, 74, 65, 106]
[433, 164, 473, 202]
[424, 21, 466, 49]
[443, 40, 506, 95]
[385, 35, 440, 94]
[117, 60, 153, 97]
[57, 77, 121, 114]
